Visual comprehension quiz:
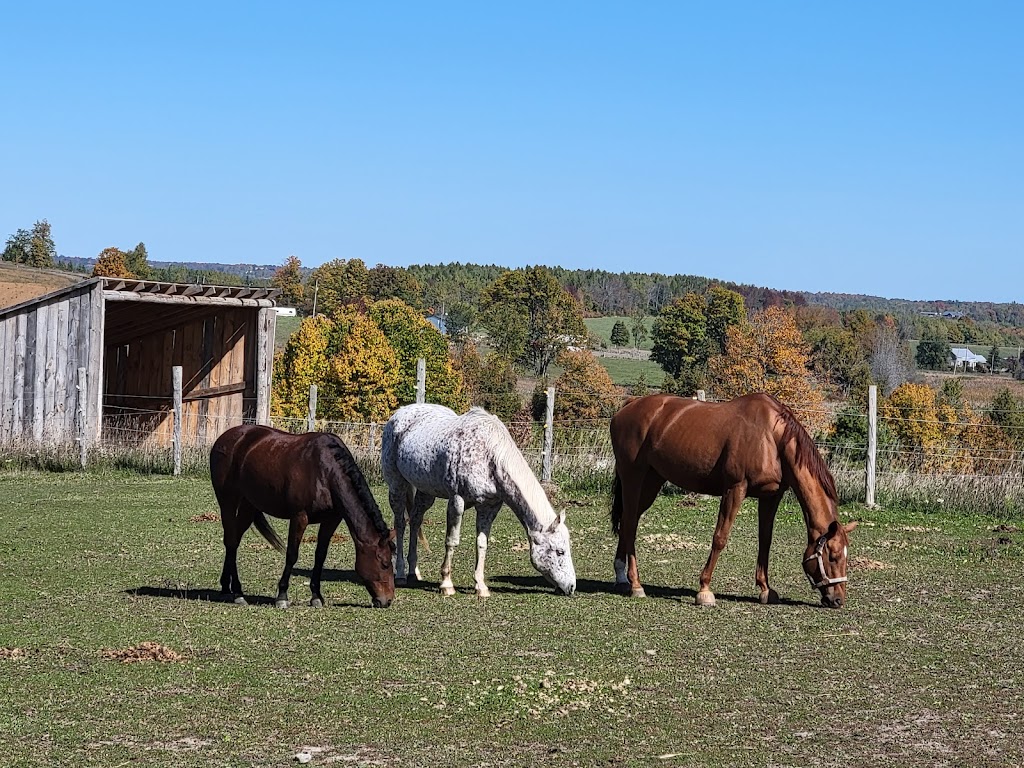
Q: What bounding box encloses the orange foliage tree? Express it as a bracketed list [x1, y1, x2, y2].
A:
[92, 247, 135, 278]
[708, 306, 826, 432]
[552, 350, 622, 421]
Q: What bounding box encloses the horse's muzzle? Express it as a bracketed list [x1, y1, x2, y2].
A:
[821, 594, 845, 609]
[372, 596, 393, 609]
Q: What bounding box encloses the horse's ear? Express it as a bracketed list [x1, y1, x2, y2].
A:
[843, 521, 858, 535]
[548, 511, 565, 533]
[826, 520, 839, 537]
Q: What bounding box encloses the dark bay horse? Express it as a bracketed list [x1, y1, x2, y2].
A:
[610, 393, 856, 608]
[210, 425, 396, 609]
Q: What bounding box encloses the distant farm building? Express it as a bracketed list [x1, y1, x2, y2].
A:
[950, 347, 987, 372]
[0, 278, 279, 450]
[274, 306, 297, 317]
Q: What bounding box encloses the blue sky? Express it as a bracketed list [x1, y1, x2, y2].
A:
[2, 2, 1021, 302]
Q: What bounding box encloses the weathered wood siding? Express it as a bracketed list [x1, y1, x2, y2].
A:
[103, 306, 257, 447]
[0, 283, 101, 446]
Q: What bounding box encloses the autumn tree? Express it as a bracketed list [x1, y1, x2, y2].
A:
[479, 266, 586, 376]
[630, 310, 648, 348]
[124, 242, 152, 280]
[552, 350, 621, 421]
[805, 325, 872, 398]
[92, 247, 134, 278]
[368, 299, 468, 411]
[475, 353, 522, 420]
[870, 321, 913, 395]
[271, 315, 335, 419]
[328, 309, 401, 422]
[708, 306, 825, 430]
[610, 320, 630, 347]
[307, 258, 369, 316]
[271, 255, 306, 309]
[367, 264, 422, 308]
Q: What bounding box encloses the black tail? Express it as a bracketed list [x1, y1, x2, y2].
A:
[252, 509, 285, 553]
[611, 472, 623, 535]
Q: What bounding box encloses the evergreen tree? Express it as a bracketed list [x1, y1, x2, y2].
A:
[124, 242, 152, 280]
[2, 228, 31, 263]
[27, 220, 56, 268]
[610, 320, 630, 346]
[988, 345, 1001, 374]
[630, 310, 648, 348]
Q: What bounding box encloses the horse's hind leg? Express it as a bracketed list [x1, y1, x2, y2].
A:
[755, 493, 784, 605]
[696, 482, 747, 607]
[219, 495, 254, 605]
[275, 513, 309, 609]
[614, 469, 663, 598]
[309, 515, 341, 608]
[439, 495, 466, 596]
[389, 484, 414, 585]
[473, 501, 502, 598]
[406, 491, 434, 584]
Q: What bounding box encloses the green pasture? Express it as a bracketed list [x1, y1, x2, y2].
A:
[594, 356, 665, 388]
[584, 315, 653, 350]
[2, 472, 1022, 767]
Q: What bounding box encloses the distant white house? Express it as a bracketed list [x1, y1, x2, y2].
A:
[274, 307, 297, 317]
[950, 347, 986, 372]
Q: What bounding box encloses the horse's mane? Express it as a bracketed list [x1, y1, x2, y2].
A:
[464, 407, 555, 526]
[326, 436, 390, 536]
[776, 400, 838, 503]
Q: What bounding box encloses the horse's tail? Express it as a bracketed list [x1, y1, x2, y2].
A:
[251, 509, 286, 554]
[611, 471, 623, 535]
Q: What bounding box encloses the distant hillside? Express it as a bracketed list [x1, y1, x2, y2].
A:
[0, 262, 84, 310]
[58, 256, 277, 283]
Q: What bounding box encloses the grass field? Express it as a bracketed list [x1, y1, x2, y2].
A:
[2, 471, 1022, 767]
[584, 316, 653, 350]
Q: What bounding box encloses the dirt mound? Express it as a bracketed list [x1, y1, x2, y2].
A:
[0, 647, 28, 660]
[100, 642, 184, 663]
[188, 512, 220, 523]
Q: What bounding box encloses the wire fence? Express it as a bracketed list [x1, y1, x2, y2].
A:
[2, 384, 1022, 516]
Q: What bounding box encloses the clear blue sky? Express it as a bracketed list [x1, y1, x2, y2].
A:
[2, 2, 1021, 302]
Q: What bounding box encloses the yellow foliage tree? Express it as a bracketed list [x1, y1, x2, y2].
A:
[553, 350, 622, 421]
[271, 315, 335, 419]
[328, 310, 400, 422]
[92, 247, 135, 278]
[708, 306, 825, 431]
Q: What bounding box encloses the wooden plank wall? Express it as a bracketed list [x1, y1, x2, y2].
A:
[0, 284, 96, 446]
[103, 306, 255, 447]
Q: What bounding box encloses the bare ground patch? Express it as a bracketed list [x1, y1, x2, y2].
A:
[100, 642, 185, 663]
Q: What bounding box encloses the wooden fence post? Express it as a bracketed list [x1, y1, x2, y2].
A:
[416, 358, 426, 404]
[76, 366, 88, 469]
[307, 384, 318, 432]
[172, 366, 182, 476]
[866, 385, 877, 508]
[542, 386, 555, 482]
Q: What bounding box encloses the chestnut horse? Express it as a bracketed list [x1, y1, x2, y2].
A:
[210, 425, 396, 609]
[610, 393, 856, 608]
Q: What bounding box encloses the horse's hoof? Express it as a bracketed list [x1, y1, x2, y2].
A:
[275, 599, 289, 610]
[614, 581, 631, 595]
[695, 590, 716, 607]
[439, 584, 456, 597]
[395, 577, 408, 587]
[475, 587, 491, 599]
[232, 596, 248, 606]
[310, 598, 324, 609]
[630, 587, 646, 598]
[759, 589, 780, 605]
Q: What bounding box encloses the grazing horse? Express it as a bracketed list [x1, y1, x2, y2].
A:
[382, 404, 576, 597]
[210, 425, 396, 609]
[610, 393, 856, 608]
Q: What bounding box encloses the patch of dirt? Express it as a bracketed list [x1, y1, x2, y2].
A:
[188, 512, 219, 523]
[0, 647, 28, 660]
[994, 524, 1020, 533]
[849, 555, 891, 570]
[641, 532, 698, 551]
[100, 642, 185, 663]
[0, 263, 83, 309]
[898, 525, 938, 533]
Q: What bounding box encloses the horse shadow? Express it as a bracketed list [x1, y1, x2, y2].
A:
[486, 575, 812, 607]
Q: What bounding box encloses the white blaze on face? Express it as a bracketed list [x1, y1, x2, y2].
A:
[528, 521, 576, 596]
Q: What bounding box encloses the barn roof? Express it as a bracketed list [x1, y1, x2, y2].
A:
[950, 347, 987, 363]
[0, 277, 279, 319]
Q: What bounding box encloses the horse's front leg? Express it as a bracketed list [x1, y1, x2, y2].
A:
[309, 515, 341, 608]
[473, 501, 502, 598]
[755, 494, 784, 605]
[276, 514, 308, 609]
[407, 491, 434, 584]
[439, 495, 465, 596]
[696, 483, 746, 607]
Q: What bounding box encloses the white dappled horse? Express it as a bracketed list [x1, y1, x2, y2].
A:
[381, 404, 577, 597]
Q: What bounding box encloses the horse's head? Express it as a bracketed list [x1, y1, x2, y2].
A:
[354, 529, 397, 608]
[803, 520, 858, 608]
[527, 511, 577, 596]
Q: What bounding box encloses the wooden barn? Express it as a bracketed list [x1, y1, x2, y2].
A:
[0, 277, 279, 449]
